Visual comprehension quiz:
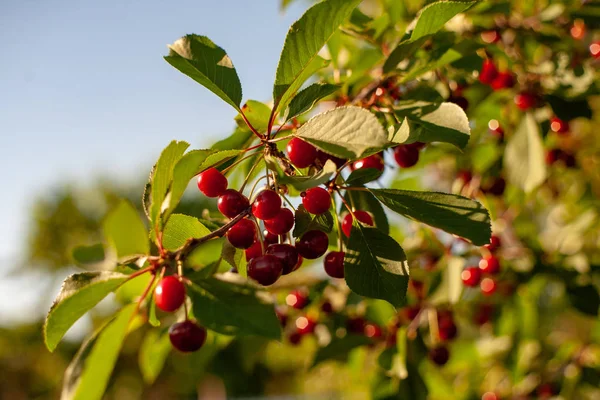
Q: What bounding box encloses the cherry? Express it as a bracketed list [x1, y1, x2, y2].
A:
[264, 208, 294, 235]
[438, 318, 458, 341]
[429, 345, 450, 366]
[474, 304, 494, 325]
[488, 120, 504, 140]
[245, 241, 263, 261]
[315, 150, 347, 169]
[247, 254, 283, 286]
[324, 251, 345, 278]
[514, 92, 538, 110]
[263, 231, 280, 245]
[169, 320, 207, 352]
[479, 255, 500, 274]
[537, 383, 558, 398]
[482, 177, 506, 196]
[342, 210, 374, 237]
[295, 315, 316, 335]
[217, 189, 250, 218]
[571, 20, 586, 40]
[461, 266, 481, 287]
[546, 149, 576, 167]
[295, 230, 329, 259]
[457, 169, 473, 184]
[288, 331, 302, 345]
[550, 117, 569, 134]
[403, 305, 421, 321]
[484, 235, 501, 252]
[197, 167, 228, 198]
[286, 289, 310, 309]
[479, 59, 498, 85]
[480, 277, 497, 296]
[364, 323, 383, 339]
[294, 255, 304, 272]
[346, 317, 366, 334]
[155, 276, 186, 312]
[275, 306, 288, 327]
[351, 154, 384, 171]
[591, 41, 600, 58]
[490, 71, 515, 90]
[393, 144, 420, 168]
[226, 218, 256, 249]
[252, 190, 281, 220]
[301, 187, 331, 215]
[481, 30, 501, 44]
[265, 243, 299, 275]
[286, 137, 318, 168]
[321, 301, 334, 314]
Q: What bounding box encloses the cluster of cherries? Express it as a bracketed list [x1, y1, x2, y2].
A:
[461, 234, 502, 295]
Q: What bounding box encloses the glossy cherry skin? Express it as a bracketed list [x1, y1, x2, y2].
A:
[341, 211, 374, 237]
[491, 71, 515, 90]
[364, 323, 383, 339]
[429, 346, 450, 366]
[155, 276, 186, 312]
[351, 154, 384, 171]
[301, 187, 331, 215]
[550, 117, 569, 134]
[295, 230, 329, 259]
[266, 243, 299, 275]
[247, 254, 283, 286]
[263, 231, 280, 245]
[514, 92, 538, 110]
[252, 190, 282, 220]
[286, 289, 310, 309]
[479, 59, 498, 85]
[461, 266, 481, 287]
[324, 251, 345, 278]
[169, 320, 207, 352]
[226, 218, 256, 249]
[481, 30, 501, 44]
[217, 189, 250, 218]
[591, 41, 600, 58]
[197, 167, 228, 198]
[393, 145, 420, 168]
[484, 235, 501, 252]
[479, 255, 500, 274]
[287, 137, 318, 168]
[295, 316, 317, 336]
[264, 208, 294, 235]
[245, 241, 263, 262]
[480, 277, 497, 296]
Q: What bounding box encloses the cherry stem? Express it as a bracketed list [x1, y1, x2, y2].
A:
[240, 109, 264, 139]
[267, 134, 294, 143]
[239, 154, 264, 193]
[428, 308, 440, 346]
[127, 265, 156, 281]
[131, 273, 157, 323]
[222, 151, 261, 175]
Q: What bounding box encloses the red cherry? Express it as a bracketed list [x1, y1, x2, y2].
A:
[347, 317, 366, 334]
[488, 120, 504, 140]
[245, 241, 263, 262]
[429, 346, 450, 366]
[226, 218, 256, 249]
[295, 315, 316, 335]
[351, 154, 384, 171]
[263, 231, 280, 245]
[571, 21, 586, 40]
[247, 255, 283, 286]
[275, 306, 288, 326]
[252, 190, 282, 220]
[287, 137, 318, 168]
[264, 208, 294, 235]
[474, 304, 494, 325]
[341, 210, 374, 237]
[461, 267, 481, 287]
[537, 383, 558, 398]
[480, 277, 497, 295]
[155, 276, 186, 312]
[168, 320, 207, 352]
[490, 71, 515, 90]
[482, 177, 506, 196]
[550, 117, 569, 134]
[197, 167, 228, 198]
[316, 150, 347, 168]
[402, 306, 421, 322]
[364, 323, 383, 339]
[393, 145, 420, 168]
[294, 255, 304, 272]
[457, 170, 473, 184]
[479, 59, 498, 85]
[301, 187, 331, 215]
[321, 301, 334, 314]
[481, 30, 501, 44]
[514, 92, 538, 110]
[265, 244, 299, 275]
[546, 149, 576, 167]
[288, 331, 302, 345]
[295, 230, 329, 259]
[479, 255, 500, 274]
[484, 235, 501, 252]
[217, 189, 250, 218]
[590, 41, 600, 58]
[438, 319, 458, 341]
[286, 289, 310, 309]
[324, 251, 345, 278]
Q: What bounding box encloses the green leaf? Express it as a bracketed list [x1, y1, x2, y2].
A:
[149, 140, 190, 225]
[345, 224, 410, 307]
[44, 272, 130, 352]
[139, 329, 172, 384]
[72, 244, 105, 266]
[383, 37, 428, 73]
[504, 113, 547, 193]
[161, 214, 211, 251]
[62, 303, 137, 400]
[273, 0, 361, 115]
[103, 200, 149, 259]
[371, 189, 491, 245]
[345, 189, 389, 234]
[293, 205, 334, 238]
[278, 159, 338, 190]
[187, 275, 281, 339]
[346, 168, 383, 185]
[295, 106, 388, 160]
[235, 100, 271, 133]
[211, 128, 254, 151]
[286, 83, 339, 120]
[221, 239, 245, 270]
[411, 1, 476, 40]
[312, 334, 372, 366]
[165, 35, 243, 111]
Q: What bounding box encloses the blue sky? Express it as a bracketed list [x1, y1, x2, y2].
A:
[0, 0, 306, 323]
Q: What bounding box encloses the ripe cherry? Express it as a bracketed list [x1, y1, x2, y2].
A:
[286, 289, 310, 309]
[247, 254, 283, 286]
[537, 383, 558, 398]
[324, 251, 345, 278]
[226, 218, 256, 249]
[364, 323, 383, 339]
[571, 20, 586, 40]
[197, 167, 228, 198]
[245, 241, 263, 261]
[474, 304, 494, 325]
[514, 92, 538, 110]
[550, 117, 569, 134]
[295, 315, 316, 335]
[169, 320, 207, 352]
[393, 144, 420, 168]
[264, 208, 294, 235]
[403, 306, 421, 322]
[429, 345, 450, 366]
[481, 30, 501, 44]
[301, 187, 331, 215]
[347, 316, 366, 334]
[591, 41, 600, 58]
[479, 59, 498, 85]
[296, 230, 329, 259]
[479, 255, 500, 274]
[488, 120, 504, 140]
[480, 277, 497, 296]
[294, 255, 304, 272]
[266, 243, 299, 275]
[484, 235, 501, 252]
[252, 190, 281, 220]
[287, 137, 318, 168]
[316, 150, 347, 169]
[351, 154, 384, 171]
[321, 301, 333, 314]
[263, 231, 280, 245]
[457, 170, 473, 184]
[491, 71, 515, 90]
[218, 189, 250, 218]
[461, 266, 481, 287]
[288, 331, 302, 345]
[482, 177, 506, 196]
[342, 210, 374, 237]
[546, 149, 576, 167]
[155, 276, 186, 312]
[438, 318, 458, 341]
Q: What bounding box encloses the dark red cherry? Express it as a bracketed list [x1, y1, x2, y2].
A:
[247, 254, 283, 286]
[393, 145, 420, 168]
[155, 276, 186, 312]
[461, 266, 481, 287]
[490, 71, 515, 90]
[245, 241, 263, 262]
[341, 210, 374, 237]
[429, 346, 450, 366]
[438, 319, 458, 341]
[286, 289, 310, 309]
[403, 306, 421, 322]
[301, 187, 331, 215]
[275, 306, 288, 327]
[324, 251, 345, 278]
[226, 218, 256, 249]
[321, 301, 334, 314]
[266, 243, 299, 275]
[550, 117, 569, 134]
[364, 323, 383, 339]
[482, 177, 506, 196]
[474, 304, 494, 325]
[287, 137, 318, 168]
[295, 230, 329, 259]
[197, 167, 228, 198]
[252, 190, 281, 220]
[169, 320, 207, 352]
[484, 235, 501, 252]
[351, 154, 384, 171]
[479, 255, 500, 274]
[263, 231, 280, 245]
[346, 317, 366, 334]
[295, 315, 316, 335]
[288, 331, 302, 345]
[479, 59, 498, 85]
[514, 92, 538, 110]
[480, 277, 497, 296]
[293, 255, 304, 272]
[264, 208, 294, 235]
[537, 383, 558, 398]
[217, 189, 250, 218]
